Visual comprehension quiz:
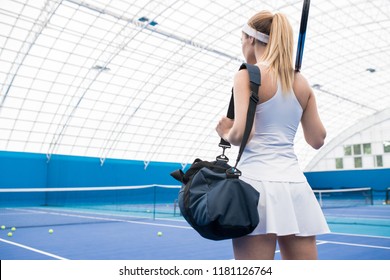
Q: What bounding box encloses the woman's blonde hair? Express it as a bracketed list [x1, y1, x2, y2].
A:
[248, 11, 294, 93]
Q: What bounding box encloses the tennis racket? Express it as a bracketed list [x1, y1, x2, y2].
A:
[295, 0, 311, 72]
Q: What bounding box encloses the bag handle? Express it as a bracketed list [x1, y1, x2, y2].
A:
[218, 63, 261, 170]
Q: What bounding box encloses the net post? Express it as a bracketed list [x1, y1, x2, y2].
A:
[173, 198, 181, 217]
[153, 185, 156, 220]
[369, 188, 374, 205]
[173, 198, 177, 216]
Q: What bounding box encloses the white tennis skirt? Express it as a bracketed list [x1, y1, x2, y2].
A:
[241, 176, 330, 237]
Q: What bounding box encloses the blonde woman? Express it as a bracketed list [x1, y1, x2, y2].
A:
[216, 11, 329, 260]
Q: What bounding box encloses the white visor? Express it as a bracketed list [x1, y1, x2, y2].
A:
[242, 23, 269, 44]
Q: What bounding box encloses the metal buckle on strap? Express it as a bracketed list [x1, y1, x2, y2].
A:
[216, 145, 230, 162]
[216, 154, 229, 162]
[226, 167, 242, 177]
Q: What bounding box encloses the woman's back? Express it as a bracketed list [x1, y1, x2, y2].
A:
[254, 64, 325, 149]
[237, 67, 307, 182]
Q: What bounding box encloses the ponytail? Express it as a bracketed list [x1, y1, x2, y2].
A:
[249, 12, 294, 93]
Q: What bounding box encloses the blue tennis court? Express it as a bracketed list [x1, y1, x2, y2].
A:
[1, 203, 389, 260]
[1, 0, 390, 264]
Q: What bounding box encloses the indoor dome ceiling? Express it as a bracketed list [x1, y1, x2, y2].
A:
[1, 0, 389, 169]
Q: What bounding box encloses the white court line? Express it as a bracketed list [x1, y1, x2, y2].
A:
[274, 241, 328, 254]
[10, 208, 390, 237]
[11, 208, 193, 230]
[316, 241, 328, 245]
[317, 239, 390, 250]
[0, 238, 68, 260]
[1, 208, 190, 260]
[30, 207, 191, 224]
[326, 214, 390, 219]
[328, 231, 390, 239]
[7, 208, 390, 251]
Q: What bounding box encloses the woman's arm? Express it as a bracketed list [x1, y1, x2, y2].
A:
[299, 77, 326, 149]
[216, 69, 254, 146]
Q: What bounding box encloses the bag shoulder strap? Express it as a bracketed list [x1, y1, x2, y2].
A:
[239, 63, 261, 88]
[235, 63, 261, 166]
[219, 63, 261, 170]
[219, 63, 261, 147]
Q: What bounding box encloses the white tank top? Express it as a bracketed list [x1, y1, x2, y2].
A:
[237, 81, 307, 182]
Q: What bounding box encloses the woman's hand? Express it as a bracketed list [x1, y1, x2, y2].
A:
[216, 116, 234, 141]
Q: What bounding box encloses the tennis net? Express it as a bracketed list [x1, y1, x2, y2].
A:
[313, 187, 373, 208]
[0, 185, 181, 219]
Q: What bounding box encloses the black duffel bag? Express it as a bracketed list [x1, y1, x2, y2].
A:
[170, 63, 261, 240]
[171, 158, 259, 240]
